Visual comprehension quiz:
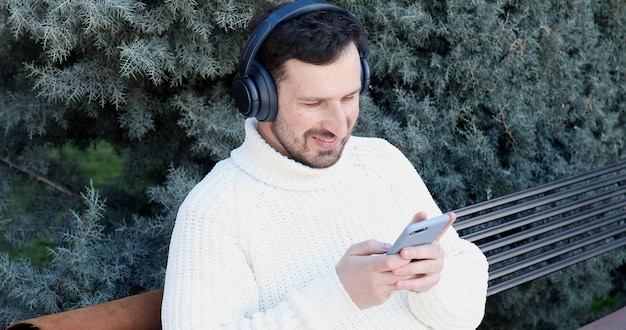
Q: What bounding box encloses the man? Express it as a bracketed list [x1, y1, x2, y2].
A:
[162, 1, 488, 328]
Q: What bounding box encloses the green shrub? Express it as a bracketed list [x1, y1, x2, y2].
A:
[0, 0, 624, 328]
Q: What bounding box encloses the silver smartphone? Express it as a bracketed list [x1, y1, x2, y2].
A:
[386, 213, 450, 255]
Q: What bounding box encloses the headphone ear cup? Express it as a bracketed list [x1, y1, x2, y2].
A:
[360, 57, 371, 95]
[248, 60, 278, 122]
[232, 61, 278, 121]
[232, 73, 260, 119]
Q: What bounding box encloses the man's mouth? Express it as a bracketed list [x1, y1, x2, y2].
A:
[311, 132, 339, 150]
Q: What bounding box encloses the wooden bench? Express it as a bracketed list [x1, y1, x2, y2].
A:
[5, 159, 626, 329]
[453, 159, 626, 296]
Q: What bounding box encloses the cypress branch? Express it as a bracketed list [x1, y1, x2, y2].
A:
[0, 0, 624, 328]
[0, 155, 74, 197]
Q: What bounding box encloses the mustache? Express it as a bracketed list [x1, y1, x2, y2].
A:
[306, 129, 337, 140]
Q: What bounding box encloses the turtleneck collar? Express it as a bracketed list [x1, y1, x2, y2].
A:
[230, 118, 352, 191]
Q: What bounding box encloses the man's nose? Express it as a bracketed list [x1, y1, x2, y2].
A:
[322, 102, 350, 138]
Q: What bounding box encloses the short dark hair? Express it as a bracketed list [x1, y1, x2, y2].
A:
[247, 2, 368, 85]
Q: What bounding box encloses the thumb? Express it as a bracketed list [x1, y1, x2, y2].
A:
[346, 240, 391, 256]
[408, 211, 429, 225]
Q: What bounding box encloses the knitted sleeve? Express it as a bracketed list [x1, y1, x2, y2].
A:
[161, 162, 360, 329]
[407, 228, 489, 329]
[371, 139, 488, 328]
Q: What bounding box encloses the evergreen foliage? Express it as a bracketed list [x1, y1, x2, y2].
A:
[0, 0, 624, 328]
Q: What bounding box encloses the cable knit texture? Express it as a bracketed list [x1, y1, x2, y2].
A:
[162, 119, 488, 329]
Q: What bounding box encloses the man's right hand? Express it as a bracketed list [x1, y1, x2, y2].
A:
[335, 240, 415, 310]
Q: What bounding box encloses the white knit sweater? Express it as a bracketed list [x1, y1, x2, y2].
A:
[162, 119, 488, 329]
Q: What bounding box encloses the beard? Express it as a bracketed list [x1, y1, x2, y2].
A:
[270, 118, 354, 169]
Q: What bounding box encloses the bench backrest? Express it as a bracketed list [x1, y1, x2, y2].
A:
[454, 160, 626, 296]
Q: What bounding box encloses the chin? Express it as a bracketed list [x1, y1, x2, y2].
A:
[303, 150, 343, 169]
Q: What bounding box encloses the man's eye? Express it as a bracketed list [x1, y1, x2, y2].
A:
[304, 102, 320, 107]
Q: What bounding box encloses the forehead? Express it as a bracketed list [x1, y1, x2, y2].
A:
[278, 43, 362, 98]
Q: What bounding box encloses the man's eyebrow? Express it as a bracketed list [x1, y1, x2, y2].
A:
[297, 87, 362, 101]
[297, 96, 323, 102]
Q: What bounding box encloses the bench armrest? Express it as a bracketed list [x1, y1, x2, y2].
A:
[5, 289, 163, 330]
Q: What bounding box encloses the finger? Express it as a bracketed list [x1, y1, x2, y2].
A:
[346, 239, 391, 256]
[398, 243, 444, 266]
[408, 211, 428, 225]
[396, 243, 444, 269]
[396, 273, 441, 292]
[392, 255, 444, 276]
[434, 212, 457, 241]
[371, 253, 414, 273]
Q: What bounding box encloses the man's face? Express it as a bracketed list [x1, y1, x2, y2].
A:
[257, 43, 362, 169]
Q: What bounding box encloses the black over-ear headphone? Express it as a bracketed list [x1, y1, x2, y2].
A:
[232, 0, 370, 122]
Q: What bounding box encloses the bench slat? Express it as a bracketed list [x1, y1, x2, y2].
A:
[487, 236, 626, 296]
[486, 211, 626, 262]
[462, 185, 626, 242]
[480, 199, 626, 253]
[456, 174, 626, 232]
[489, 223, 626, 279]
[455, 159, 626, 296]
[454, 160, 626, 223]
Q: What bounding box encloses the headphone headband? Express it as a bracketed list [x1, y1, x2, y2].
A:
[232, 0, 370, 121]
[237, 0, 368, 78]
